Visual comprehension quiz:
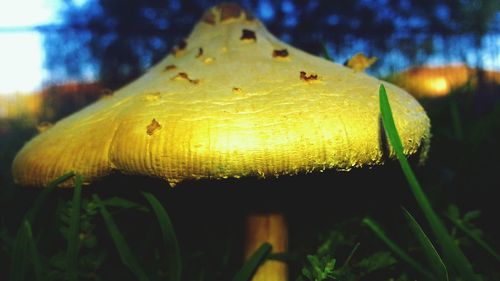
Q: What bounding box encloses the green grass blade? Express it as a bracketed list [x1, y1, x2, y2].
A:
[342, 242, 360, 267]
[10, 172, 75, 281]
[24, 221, 43, 281]
[446, 215, 500, 263]
[402, 208, 448, 281]
[92, 194, 150, 281]
[10, 221, 29, 281]
[142, 192, 181, 281]
[25, 171, 75, 223]
[67, 174, 83, 281]
[449, 98, 464, 141]
[362, 218, 436, 280]
[321, 42, 333, 61]
[379, 84, 479, 281]
[103, 197, 149, 212]
[233, 242, 272, 281]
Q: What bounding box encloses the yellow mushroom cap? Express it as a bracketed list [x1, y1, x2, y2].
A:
[12, 3, 430, 187]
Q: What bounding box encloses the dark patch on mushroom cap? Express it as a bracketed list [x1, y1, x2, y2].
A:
[146, 119, 161, 135]
[36, 121, 53, 133]
[300, 71, 318, 82]
[177, 40, 187, 50]
[172, 40, 187, 56]
[196, 48, 204, 58]
[201, 9, 216, 25]
[201, 3, 255, 24]
[240, 29, 257, 42]
[272, 49, 289, 58]
[219, 2, 244, 21]
[164, 65, 177, 71]
[171, 72, 200, 84]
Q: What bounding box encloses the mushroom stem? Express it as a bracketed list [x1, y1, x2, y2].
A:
[244, 212, 288, 281]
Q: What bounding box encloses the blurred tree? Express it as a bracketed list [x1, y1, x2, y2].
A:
[43, 0, 500, 90]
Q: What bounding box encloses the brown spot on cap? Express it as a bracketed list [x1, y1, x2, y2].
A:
[272, 49, 289, 58]
[147, 119, 161, 135]
[240, 29, 256, 42]
[201, 9, 216, 25]
[164, 65, 177, 71]
[172, 40, 187, 56]
[344, 53, 378, 72]
[196, 47, 204, 58]
[36, 121, 53, 133]
[177, 40, 187, 50]
[201, 3, 255, 25]
[171, 72, 200, 84]
[232, 87, 242, 94]
[100, 88, 113, 96]
[300, 71, 318, 82]
[219, 3, 243, 21]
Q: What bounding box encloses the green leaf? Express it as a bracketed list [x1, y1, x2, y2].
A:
[379, 84, 479, 281]
[402, 208, 448, 281]
[10, 172, 75, 281]
[356, 251, 396, 275]
[92, 194, 150, 281]
[102, 196, 149, 212]
[25, 171, 75, 223]
[24, 221, 43, 281]
[362, 217, 436, 280]
[321, 42, 333, 61]
[233, 242, 272, 281]
[67, 174, 83, 281]
[342, 242, 360, 268]
[142, 192, 182, 281]
[449, 97, 464, 141]
[10, 222, 29, 281]
[463, 210, 482, 223]
[446, 215, 500, 263]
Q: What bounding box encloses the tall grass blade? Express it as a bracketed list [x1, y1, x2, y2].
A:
[446, 215, 500, 263]
[233, 242, 272, 281]
[10, 172, 75, 281]
[449, 97, 464, 141]
[93, 194, 150, 281]
[402, 208, 448, 280]
[142, 192, 182, 281]
[10, 221, 29, 281]
[67, 174, 83, 281]
[24, 221, 43, 281]
[379, 84, 479, 280]
[25, 171, 75, 223]
[342, 242, 360, 267]
[362, 218, 436, 280]
[103, 196, 149, 212]
[321, 42, 333, 61]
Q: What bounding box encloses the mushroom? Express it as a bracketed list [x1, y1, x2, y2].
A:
[12, 3, 431, 281]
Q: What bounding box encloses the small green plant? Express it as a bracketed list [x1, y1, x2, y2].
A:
[298, 254, 337, 281]
[297, 227, 398, 281]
